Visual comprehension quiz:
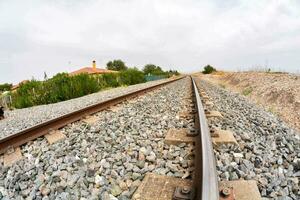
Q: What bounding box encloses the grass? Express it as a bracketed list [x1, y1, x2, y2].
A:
[267, 71, 288, 74]
[242, 87, 253, 96]
[267, 106, 276, 115]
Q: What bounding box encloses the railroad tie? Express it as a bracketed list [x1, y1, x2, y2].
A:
[164, 128, 196, 145]
[45, 130, 66, 144]
[219, 180, 261, 200]
[82, 115, 98, 125]
[205, 110, 223, 118]
[132, 173, 193, 200]
[210, 129, 238, 146]
[107, 105, 122, 112]
[3, 147, 23, 167]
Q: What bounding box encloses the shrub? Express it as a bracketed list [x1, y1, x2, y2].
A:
[202, 65, 216, 74]
[120, 68, 146, 85]
[268, 106, 276, 115]
[0, 83, 12, 92]
[12, 80, 42, 108]
[102, 73, 120, 87]
[12, 73, 100, 108]
[166, 70, 180, 77]
[242, 87, 253, 96]
[11, 65, 176, 109]
[11, 69, 148, 108]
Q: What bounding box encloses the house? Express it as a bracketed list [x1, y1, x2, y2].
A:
[11, 80, 29, 91]
[69, 61, 117, 76]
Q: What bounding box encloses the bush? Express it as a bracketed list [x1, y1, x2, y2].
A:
[12, 80, 42, 108]
[102, 73, 120, 87]
[12, 68, 148, 108]
[120, 68, 146, 85]
[11, 59, 180, 109]
[12, 73, 100, 108]
[202, 65, 216, 74]
[165, 70, 180, 77]
[242, 87, 253, 96]
[0, 83, 12, 92]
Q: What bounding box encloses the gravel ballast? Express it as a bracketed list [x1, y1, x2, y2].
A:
[0, 79, 173, 140]
[0, 77, 195, 199]
[195, 78, 300, 200]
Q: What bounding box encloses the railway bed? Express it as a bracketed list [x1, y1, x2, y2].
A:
[0, 77, 203, 199]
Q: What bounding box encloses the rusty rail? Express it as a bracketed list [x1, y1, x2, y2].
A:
[0, 77, 184, 154]
[192, 76, 219, 200]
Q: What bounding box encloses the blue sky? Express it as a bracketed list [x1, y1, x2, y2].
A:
[1, 0, 300, 84]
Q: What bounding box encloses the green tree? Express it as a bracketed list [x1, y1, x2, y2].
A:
[143, 64, 164, 75]
[202, 65, 216, 74]
[106, 59, 128, 71]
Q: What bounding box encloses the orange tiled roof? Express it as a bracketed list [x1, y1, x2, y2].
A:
[69, 67, 117, 76]
[12, 80, 29, 90]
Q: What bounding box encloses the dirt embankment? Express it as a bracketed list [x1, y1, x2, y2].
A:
[199, 72, 300, 132]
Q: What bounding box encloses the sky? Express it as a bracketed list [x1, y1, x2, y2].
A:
[1, 0, 300, 84]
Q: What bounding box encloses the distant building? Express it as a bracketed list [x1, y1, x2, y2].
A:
[69, 61, 117, 76]
[11, 80, 29, 91]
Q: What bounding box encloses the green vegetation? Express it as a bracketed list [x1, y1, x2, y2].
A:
[120, 68, 146, 85]
[268, 106, 276, 115]
[11, 60, 180, 109]
[0, 83, 12, 92]
[143, 64, 164, 75]
[12, 69, 146, 108]
[266, 69, 287, 74]
[106, 59, 128, 71]
[12, 73, 100, 108]
[202, 65, 216, 74]
[101, 73, 120, 88]
[242, 87, 253, 96]
[143, 64, 179, 77]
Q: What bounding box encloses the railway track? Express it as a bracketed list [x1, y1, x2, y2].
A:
[0, 76, 236, 199]
[0, 77, 184, 154]
[195, 77, 299, 200]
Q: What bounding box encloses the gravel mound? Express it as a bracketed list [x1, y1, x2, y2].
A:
[0, 79, 172, 140]
[195, 78, 300, 200]
[202, 72, 300, 131]
[0, 77, 195, 199]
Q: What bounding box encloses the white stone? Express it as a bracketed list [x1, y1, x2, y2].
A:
[233, 153, 243, 158]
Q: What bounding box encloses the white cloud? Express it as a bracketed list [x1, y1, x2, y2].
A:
[0, 0, 300, 83]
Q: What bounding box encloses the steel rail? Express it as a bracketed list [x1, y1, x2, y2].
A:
[192, 76, 219, 200]
[0, 76, 184, 154]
